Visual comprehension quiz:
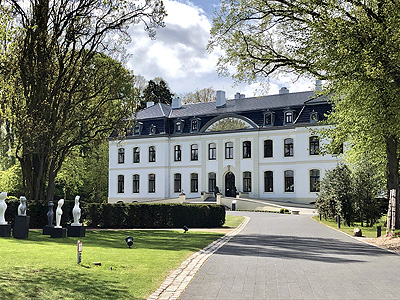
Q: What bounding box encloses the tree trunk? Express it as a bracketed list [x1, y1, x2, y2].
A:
[385, 136, 399, 229]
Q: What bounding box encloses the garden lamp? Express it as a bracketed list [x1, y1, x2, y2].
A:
[183, 225, 188, 233]
[125, 236, 133, 248]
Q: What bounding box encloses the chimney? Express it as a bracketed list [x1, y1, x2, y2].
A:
[234, 92, 246, 99]
[216, 90, 226, 107]
[146, 101, 155, 108]
[171, 97, 182, 109]
[279, 87, 289, 95]
[240, 93, 245, 99]
[315, 79, 322, 91]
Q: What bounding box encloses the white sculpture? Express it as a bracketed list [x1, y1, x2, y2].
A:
[18, 196, 27, 216]
[71, 195, 82, 226]
[0, 192, 7, 225]
[55, 199, 64, 228]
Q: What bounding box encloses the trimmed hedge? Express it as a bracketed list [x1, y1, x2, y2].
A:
[3, 199, 226, 229]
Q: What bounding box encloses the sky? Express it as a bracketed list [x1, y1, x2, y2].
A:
[126, 0, 316, 99]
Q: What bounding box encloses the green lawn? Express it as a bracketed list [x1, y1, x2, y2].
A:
[312, 216, 386, 238]
[224, 215, 245, 228]
[0, 230, 223, 300]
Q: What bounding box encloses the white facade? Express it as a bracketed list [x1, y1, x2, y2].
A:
[108, 126, 339, 204]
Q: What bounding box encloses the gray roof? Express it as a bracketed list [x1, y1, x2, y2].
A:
[137, 90, 322, 120]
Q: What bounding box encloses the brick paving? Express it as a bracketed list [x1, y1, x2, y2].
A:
[177, 211, 400, 300]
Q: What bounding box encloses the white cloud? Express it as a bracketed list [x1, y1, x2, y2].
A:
[125, 0, 315, 98]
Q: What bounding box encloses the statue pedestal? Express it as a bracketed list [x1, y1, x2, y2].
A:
[50, 227, 66, 238]
[13, 216, 30, 239]
[0, 224, 11, 237]
[42, 225, 54, 235]
[67, 225, 86, 237]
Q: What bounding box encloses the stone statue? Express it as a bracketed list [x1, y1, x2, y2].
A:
[18, 196, 27, 216]
[47, 201, 54, 227]
[55, 199, 64, 228]
[0, 192, 7, 225]
[71, 196, 82, 226]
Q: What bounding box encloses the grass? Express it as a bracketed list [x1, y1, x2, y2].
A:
[312, 216, 386, 238]
[0, 230, 223, 300]
[224, 215, 245, 228]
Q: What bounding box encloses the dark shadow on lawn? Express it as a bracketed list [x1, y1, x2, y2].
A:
[0, 267, 126, 300]
[214, 234, 395, 263]
[13, 230, 223, 252]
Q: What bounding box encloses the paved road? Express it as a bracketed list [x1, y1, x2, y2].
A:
[179, 211, 400, 300]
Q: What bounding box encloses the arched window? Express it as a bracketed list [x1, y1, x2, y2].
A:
[243, 141, 251, 158]
[191, 173, 198, 193]
[174, 145, 181, 161]
[284, 138, 294, 157]
[118, 175, 124, 193]
[148, 174, 156, 193]
[209, 143, 216, 160]
[118, 148, 125, 164]
[264, 140, 273, 158]
[133, 147, 140, 163]
[310, 169, 320, 192]
[149, 146, 156, 162]
[132, 174, 140, 193]
[174, 173, 182, 193]
[191, 144, 198, 161]
[243, 171, 252, 192]
[309, 136, 320, 155]
[225, 142, 233, 159]
[284, 170, 294, 192]
[208, 172, 216, 192]
[264, 171, 273, 192]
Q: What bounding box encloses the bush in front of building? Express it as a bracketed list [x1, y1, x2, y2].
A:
[86, 203, 226, 229]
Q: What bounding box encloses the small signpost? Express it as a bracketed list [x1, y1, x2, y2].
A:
[77, 240, 82, 264]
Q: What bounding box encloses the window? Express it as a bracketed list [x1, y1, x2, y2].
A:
[209, 143, 216, 160]
[208, 172, 216, 192]
[243, 141, 251, 158]
[264, 171, 273, 192]
[149, 124, 157, 135]
[309, 136, 320, 155]
[174, 119, 184, 133]
[264, 140, 273, 158]
[174, 145, 181, 161]
[243, 171, 252, 192]
[132, 174, 140, 193]
[149, 146, 156, 162]
[191, 173, 198, 193]
[284, 138, 294, 157]
[133, 122, 143, 135]
[284, 170, 294, 192]
[284, 111, 293, 124]
[148, 174, 155, 193]
[118, 175, 124, 193]
[118, 148, 125, 164]
[174, 173, 181, 193]
[264, 111, 275, 126]
[191, 118, 201, 132]
[225, 142, 233, 159]
[310, 111, 319, 123]
[310, 169, 320, 192]
[133, 147, 140, 163]
[191, 144, 198, 161]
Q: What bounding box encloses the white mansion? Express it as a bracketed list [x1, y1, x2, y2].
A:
[108, 87, 340, 204]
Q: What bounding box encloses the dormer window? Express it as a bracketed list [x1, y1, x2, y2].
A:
[174, 119, 184, 133]
[133, 122, 143, 135]
[310, 110, 319, 123]
[263, 111, 275, 126]
[284, 110, 295, 125]
[149, 124, 157, 135]
[190, 117, 201, 133]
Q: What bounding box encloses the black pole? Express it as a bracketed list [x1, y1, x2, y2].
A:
[377, 226, 381, 238]
[337, 215, 341, 228]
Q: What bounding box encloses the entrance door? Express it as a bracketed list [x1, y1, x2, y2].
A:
[225, 172, 236, 197]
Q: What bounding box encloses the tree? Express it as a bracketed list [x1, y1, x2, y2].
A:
[182, 87, 216, 104]
[139, 78, 174, 110]
[209, 0, 400, 227]
[0, 0, 166, 201]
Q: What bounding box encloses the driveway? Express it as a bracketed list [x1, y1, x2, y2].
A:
[179, 211, 400, 300]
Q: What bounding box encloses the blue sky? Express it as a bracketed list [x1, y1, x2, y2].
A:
[126, 0, 315, 99]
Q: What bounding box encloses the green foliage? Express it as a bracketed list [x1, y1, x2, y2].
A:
[0, 164, 23, 196]
[139, 78, 174, 109]
[182, 87, 216, 104]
